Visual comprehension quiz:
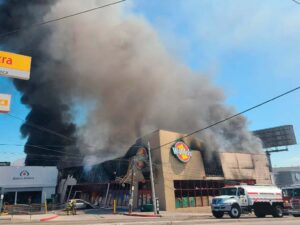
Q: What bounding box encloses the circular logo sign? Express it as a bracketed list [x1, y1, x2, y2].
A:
[20, 170, 30, 177]
[171, 142, 191, 163]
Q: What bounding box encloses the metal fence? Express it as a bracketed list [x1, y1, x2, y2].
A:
[3, 203, 64, 215]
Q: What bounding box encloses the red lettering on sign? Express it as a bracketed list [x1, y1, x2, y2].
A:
[0, 56, 13, 65]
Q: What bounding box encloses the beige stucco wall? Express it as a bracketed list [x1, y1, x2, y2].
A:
[154, 130, 207, 211]
[220, 152, 271, 185]
[138, 129, 272, 211]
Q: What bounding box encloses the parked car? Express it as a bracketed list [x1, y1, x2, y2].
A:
[65, 199, 96, 210]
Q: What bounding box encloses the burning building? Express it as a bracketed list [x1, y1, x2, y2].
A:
[59, 129, 271, 212]
[0, 0, 270, 211]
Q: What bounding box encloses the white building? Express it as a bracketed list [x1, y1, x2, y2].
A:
[273, 167, 300, 187]
[0, 166, 58, 205]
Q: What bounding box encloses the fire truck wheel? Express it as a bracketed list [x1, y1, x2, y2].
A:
[212, 211, 224, 218]
[272, 205, 283, 218]
[229, 204, 241, 218]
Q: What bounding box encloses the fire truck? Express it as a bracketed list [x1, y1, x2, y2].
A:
[211, 185, 284, 218]
[282, 185, 300, 217]
[282, 186, 295, 214]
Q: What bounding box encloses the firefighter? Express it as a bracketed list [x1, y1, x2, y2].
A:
[71, 199, 77, 215]
[66, 201, 72, 215]
[66, 200, 77, 215]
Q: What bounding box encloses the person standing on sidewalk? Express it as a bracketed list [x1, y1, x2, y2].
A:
[71, 200, 76, 215]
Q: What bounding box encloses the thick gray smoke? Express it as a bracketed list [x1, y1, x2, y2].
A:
[1, 0, 262, 166]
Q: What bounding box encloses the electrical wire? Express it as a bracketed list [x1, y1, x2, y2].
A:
[0, 143, 84, 158]
[5, 113, 76, 142]
[2, 151, 130, 165]
[292, 0, 300, 5]
[151, 86, 300, 151]
[5, 113, 97, 149]
[0, 0, 127, 39]
[0, 143, 70, 148]
[3, 85, 299, 166]
[0, 145, 131, 164]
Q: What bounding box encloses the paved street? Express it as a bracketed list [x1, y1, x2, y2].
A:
[0, 214, 299, 225]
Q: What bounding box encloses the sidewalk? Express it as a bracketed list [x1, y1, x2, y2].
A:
[0, 209, 212, 222]
[0, 213, 59, 222]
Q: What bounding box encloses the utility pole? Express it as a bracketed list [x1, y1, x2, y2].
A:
[148, 142, 157, 215]
[128, 159, 135, 214]
[0, 188, 3, 213]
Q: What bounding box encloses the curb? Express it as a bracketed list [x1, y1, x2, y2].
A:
[123, 213, 162, 218]
[40, 215, 59, 222]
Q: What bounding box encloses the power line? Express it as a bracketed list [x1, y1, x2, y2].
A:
[0, 144, 131, 162]
[292, 0, 300, 5]
[0, 0, 127, 39]
[5, 113, 97, 149]
[3, 84, 299, 165]
[0, 143, 84, 158]
[0, 143, 69, 149]
[6, 113, 76, 142]
[2, 151, 130, 165]
[152, 86, 300, 151]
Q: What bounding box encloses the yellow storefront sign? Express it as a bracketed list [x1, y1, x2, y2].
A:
[0, 93, 11, 113]
[0, 51, 31, 80]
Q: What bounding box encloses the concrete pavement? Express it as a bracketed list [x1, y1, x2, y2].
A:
[0, 209, 299, 224]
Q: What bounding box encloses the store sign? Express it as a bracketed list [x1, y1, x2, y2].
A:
[0, 166, 58, 188]
[13, 170, 34, 180]
[0, 93, 11, 113]
[0, 51, 32, 80]
[171, 141, 192, 163]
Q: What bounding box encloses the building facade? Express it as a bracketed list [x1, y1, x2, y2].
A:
[61, 129, 272, 212]
[273, 167, 300, 187]
[0, 166, 58, 205]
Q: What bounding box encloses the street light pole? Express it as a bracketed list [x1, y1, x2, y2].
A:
[148, 142, 157, 215]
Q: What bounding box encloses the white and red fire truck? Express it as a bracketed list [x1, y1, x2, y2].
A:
[282, 185, 300, 217]
[211, 185, 284, 218]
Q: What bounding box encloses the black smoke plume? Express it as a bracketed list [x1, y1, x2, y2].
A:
[0, 0, 262, 167]
[0, 0, 79, 167]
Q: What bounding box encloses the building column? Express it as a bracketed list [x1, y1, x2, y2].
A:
[14, 191, 18, 205]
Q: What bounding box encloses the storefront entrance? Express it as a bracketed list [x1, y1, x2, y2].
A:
[3, 188, 42, 205]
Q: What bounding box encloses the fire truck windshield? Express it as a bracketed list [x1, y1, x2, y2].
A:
[221, 188, 237, 196]
[294, 188, 300, 197]
[283, 189, 294, 197]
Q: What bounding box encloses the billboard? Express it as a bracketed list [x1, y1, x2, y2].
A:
[253, 125, 297, 148]
[0, 51, 31, 80]
[0, 93, 11, 113]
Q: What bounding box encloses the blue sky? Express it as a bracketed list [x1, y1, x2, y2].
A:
[1, 0, 300, 166]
